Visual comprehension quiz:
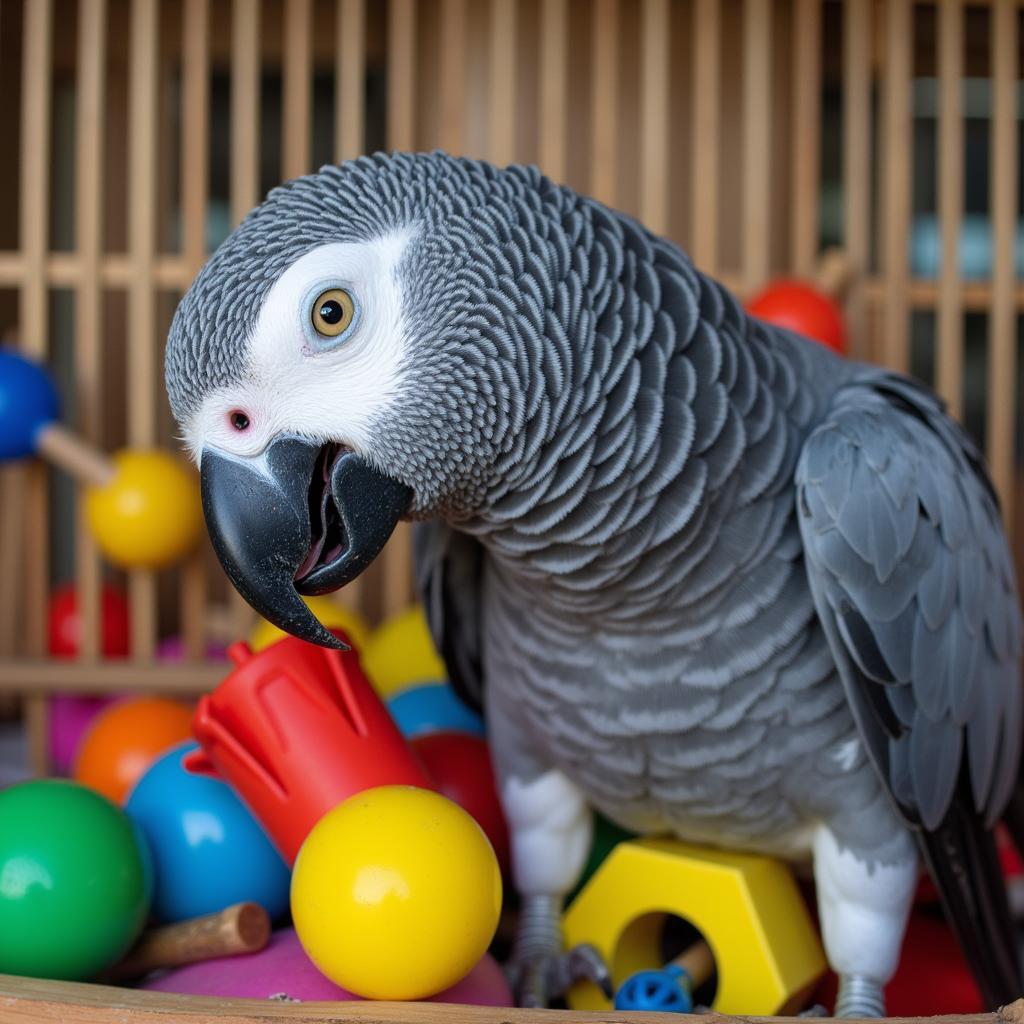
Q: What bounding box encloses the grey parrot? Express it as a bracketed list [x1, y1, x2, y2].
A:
[164, 152, 1023, 1015]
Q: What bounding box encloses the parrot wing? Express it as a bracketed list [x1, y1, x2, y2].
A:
[414, 520, 486, 710]
[795, 372, 1023, 1006]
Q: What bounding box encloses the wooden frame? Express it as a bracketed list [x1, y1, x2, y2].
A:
[1, 975, 1022, 1024]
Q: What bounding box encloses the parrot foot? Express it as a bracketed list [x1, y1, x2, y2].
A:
[506, 894, 613, 1007]
[834, 975, 886, 1018]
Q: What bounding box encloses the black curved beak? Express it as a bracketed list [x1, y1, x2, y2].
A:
[200, 436, 412, 648]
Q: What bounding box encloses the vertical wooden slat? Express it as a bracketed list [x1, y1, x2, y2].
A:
[842, 0, 870, 362]
[282, 0, 312, 180]
[75, 0, 107, 664]
[988, 0, 1017, 523]
[229, 0, 261, 638]
[336, 0, 366, 163]
[128, 0, 159, 658]
[590, 0, 618, 207]
[439, 0, 466, 155]
[181, 0, 210, 659]
[0, 469, 27, 656]
[691, 0, 720, 274]
[20, 0, 53, 773]
[881, 0, 912, 374]
[230, 0, 260, 638]
[937, 0, 964, 420]
[791, 0, 820, 278]
[230, 0, 260, 227]
[387, 0, 416, 152]
[538, 0, 568, 183]
[743, 0, 772, 291]
[489, 0, 517, 167]
[639, 0, 670, 235]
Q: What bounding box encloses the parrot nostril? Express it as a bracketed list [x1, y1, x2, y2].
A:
[229, 410, 251, 432]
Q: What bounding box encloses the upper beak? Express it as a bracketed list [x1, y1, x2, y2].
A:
[200, 436, 412, 648]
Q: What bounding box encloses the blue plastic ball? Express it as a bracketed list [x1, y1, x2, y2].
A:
[386, 681, 485, 739]
[615, 966, 693, 1013]
[0, 349, 60, 460]
[125, 741, 290, 923]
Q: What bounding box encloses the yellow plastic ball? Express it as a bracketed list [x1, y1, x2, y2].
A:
[84, 450, 202, 570]
[361, 605, 447, 698]
[291, 785, 502, 1000]
[249, 596, 371, 652]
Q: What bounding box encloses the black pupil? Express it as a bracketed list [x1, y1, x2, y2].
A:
[230, 411, 249, 431]
[319, 299, 344, 325]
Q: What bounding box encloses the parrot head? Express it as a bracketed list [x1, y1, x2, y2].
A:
[166, 153, 541, 646]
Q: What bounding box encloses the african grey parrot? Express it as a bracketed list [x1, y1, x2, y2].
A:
[164, 152, 1023, 1015]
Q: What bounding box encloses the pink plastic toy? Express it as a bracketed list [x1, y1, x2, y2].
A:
[142, 928, 512, 1006]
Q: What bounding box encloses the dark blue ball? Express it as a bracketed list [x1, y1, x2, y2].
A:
[0, 350, 60, 460]
[125, 741, 290, 923]
[614, 966, 694, 1013]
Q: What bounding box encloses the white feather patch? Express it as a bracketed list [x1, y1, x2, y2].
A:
[183, 230, 413, 463]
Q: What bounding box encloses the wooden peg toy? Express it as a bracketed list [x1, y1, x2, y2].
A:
[105, 902, 271, 981]
[561, 836, 826, 1016]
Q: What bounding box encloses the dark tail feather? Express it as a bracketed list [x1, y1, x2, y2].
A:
[917, 796, 1021, 1008]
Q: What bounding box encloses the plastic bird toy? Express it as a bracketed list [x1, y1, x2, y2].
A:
[166, 153, 1023, 1014]
[0, 349, 202, 569]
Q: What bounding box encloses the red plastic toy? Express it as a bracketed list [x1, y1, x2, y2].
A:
[48, 583, 130, 658]
[185, 634, 432, 864]
[746, 280, 847, 355]
[410, 731, 511, 875]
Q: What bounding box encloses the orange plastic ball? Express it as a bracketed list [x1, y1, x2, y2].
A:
[746, 281, 847, 355]
[73, 697, 195, 804]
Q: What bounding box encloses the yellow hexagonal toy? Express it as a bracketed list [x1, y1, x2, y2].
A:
[562, 837, 825, 1015]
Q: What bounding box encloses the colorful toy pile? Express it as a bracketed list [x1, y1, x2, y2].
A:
[0, 605, 512, 1006]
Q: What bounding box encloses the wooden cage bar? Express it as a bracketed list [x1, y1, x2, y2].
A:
[0, 0, 1022, 777]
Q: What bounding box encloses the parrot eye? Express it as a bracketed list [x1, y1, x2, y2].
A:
[229, 410, 250, 431]
[310, 288, 356, 338]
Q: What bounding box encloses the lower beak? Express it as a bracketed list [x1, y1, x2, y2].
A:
[200, 436, 412, 648]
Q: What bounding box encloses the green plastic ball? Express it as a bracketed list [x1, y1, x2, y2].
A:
[0, 779, 152, 979]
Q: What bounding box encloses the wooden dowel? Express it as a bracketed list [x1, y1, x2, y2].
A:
[669, 939, 715, 989]
[791, 0, 820, 279]
[20, 0, 54, 776]
[74, 0, 108, 664]
[691, 0, 720, 274]
[639, 0, 670, 236]
[35, 424, 116, 488]
[590, 0, 618, 207]
[489, 0, 517, 167]
[128, 0, 160, 660]
[106, 903, 270, 981]
[282, 0, 312, 181]
[742, 0, 772, 292]
[439, 0, 466, 156]
[814, 248, 851, 299]
[538, 0, 568, 183]
[936, 0, 964, 420]
[988, 0, 1017, 525]
[387, 0, 416, 152]
[0, 659, 226, 696]
[881, 0, 911, 374]
[336, 0, 366, 163]
[842, 0, 870, 362]
[230, 0, 260, 227]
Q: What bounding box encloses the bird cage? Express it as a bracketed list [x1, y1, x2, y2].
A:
[1, 0, 1023, 1020]
[0, 0, 1020, 769]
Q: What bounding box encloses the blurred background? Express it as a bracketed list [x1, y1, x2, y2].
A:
[0, 0, 1021, 775]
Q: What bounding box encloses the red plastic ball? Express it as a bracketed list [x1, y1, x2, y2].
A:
[48, 584, 130, 658]
[746, 281, 847, 355]
[411, 731, 511, 876]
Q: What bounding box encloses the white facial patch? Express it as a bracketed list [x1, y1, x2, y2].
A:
[183, 230, 413, 464]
